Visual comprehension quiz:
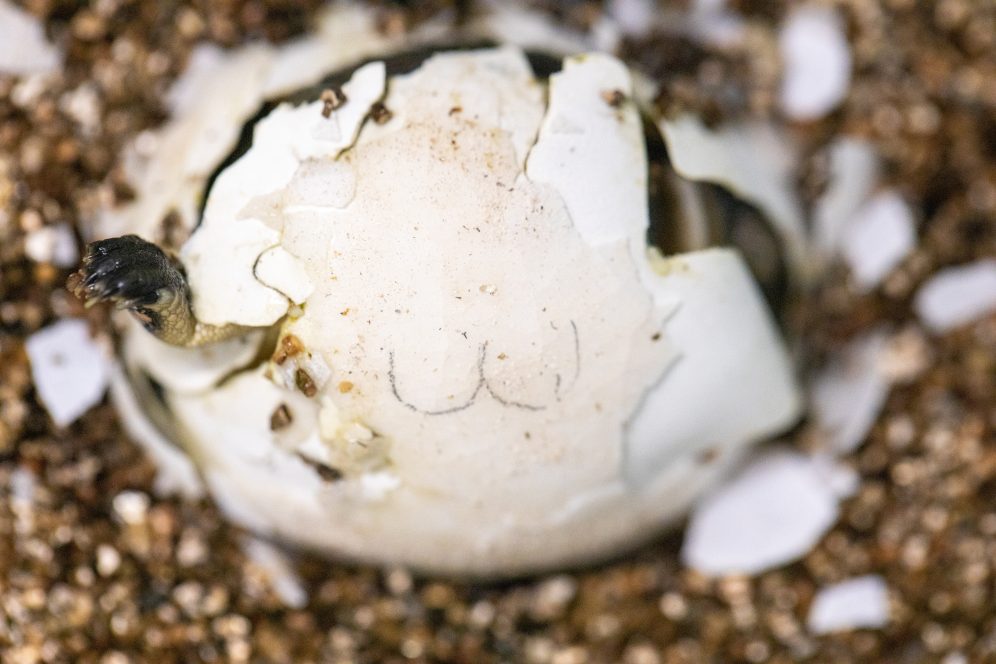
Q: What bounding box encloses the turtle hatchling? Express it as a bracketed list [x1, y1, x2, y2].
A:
[72, 4, 803, 576]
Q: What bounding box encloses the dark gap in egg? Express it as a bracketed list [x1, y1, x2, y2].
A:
[642, 114, 789, 315]
[697, 183, 790, 314]
[126, 369, 186, 453]
[295, 453, 344, 482]
[145, 373, 168, 405]
[270, 403, 293, 431]
[642, 114, 686, 257]
[523, 51, 564, 79]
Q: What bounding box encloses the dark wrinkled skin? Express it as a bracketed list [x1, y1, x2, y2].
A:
[68, 235, 241, 346]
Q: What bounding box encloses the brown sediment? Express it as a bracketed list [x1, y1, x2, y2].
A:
[272, 333, 306, 365]
[369, 101, 393, 125]
[320, 86, 347, 118]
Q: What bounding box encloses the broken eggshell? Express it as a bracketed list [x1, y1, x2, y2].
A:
[93, 5, 803, 576]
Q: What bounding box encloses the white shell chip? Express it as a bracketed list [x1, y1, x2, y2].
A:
[914, 259, 996, 333]
[24, 224, 79, 268]
[810, 330, 891, 455]
[26, 319, 110, 427]
[0, 0, 61, 75]
[807, 575, 890, 634]
[840, 191, 916, 291]
[778, 5, 851, 121]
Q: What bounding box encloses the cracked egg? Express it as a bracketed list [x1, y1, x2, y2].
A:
[76, 6, 802, 576]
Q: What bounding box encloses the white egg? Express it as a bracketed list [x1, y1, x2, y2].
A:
[95, 5, 801, 576]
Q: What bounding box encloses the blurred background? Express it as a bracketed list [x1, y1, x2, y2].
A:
[1, 1, 994, 662]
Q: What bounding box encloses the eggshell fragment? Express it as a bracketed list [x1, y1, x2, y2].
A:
[242, 537, 308, 608]
[107, 363, 204, 498]
[914, 259, 996, 332]
[527, 53, 646, 246]
[198, 60, 385, 228]
[807, 575, 890, 634]
[840, 191, 916, 291]
[254, 246, 315, 305]
[96, 6, 394, 243]
[169, 368, 367, 543]
[778, 5, 851, 121]
[627, 249, 801, 485]
[810, 330, 891, 455]
[681, 451, 841, 576]
[26, 319, 110, 427]
[181, 62, 386, 327]
[0, 0, 61, 75]
[380, 46, 543, 168]
[812, 138, 879, 256]
[24, 223, 79, 267]
[182, 217, 287, 326]
[608, 0, 656, 37]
